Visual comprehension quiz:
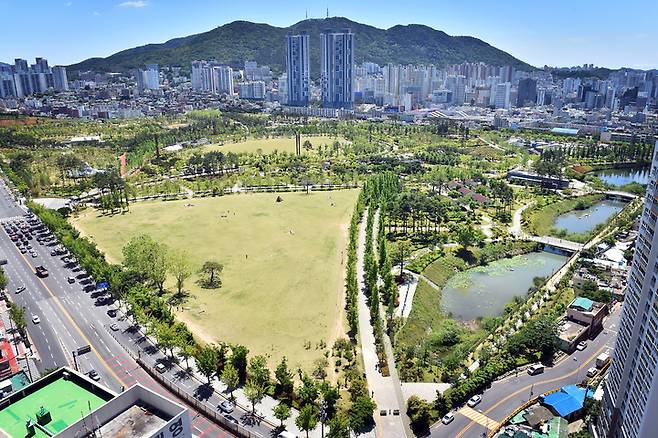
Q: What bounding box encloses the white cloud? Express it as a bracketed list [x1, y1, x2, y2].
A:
[65, 1, 72, 6]
[93, 11, 100, 15]
[119, 0, 148, 7]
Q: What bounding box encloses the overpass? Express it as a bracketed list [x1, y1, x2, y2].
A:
[600, 190, 639, 201]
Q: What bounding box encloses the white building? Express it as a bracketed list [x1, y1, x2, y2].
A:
[137, 64, 160, 91]
[599, 141, 658, 438]
[52, 66, 68, 91]
[493, 82, 511, 109]
[191, 61, 233, 95]
[239, 81, 266, 100]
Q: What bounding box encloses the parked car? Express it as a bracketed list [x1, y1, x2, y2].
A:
[109, 323, 119, 332]
[441, 413, 455, 424]
[31, 315, 40, 324]
[155, 363, 167, 373]
[67, 276, 75, 284]
[87, 370, 100, 381]
[576, 341, 587, 351]
[467, 395, 482, 407]
[15, 286, 25, 294]
[587, 367, 598, 378]
[218, 400, 235, 414]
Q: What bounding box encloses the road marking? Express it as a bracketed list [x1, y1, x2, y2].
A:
[458, 406, 500, 429]
[9, 239, 126, 386]
[454, 343, 612, 438]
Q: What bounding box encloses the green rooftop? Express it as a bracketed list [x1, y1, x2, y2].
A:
[0, 377, 107, 438]
[570, 297, 594, 311]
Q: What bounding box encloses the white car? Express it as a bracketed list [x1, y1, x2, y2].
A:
[31, 315, 40, 324]
[576, 341, 587, 351]
[587, 367, 598, 378]
[15, 286, 25, 294]
[467, 395, 482, 407]
[441, 413, 455, 424]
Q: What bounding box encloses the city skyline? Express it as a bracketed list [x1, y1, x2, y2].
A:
[1, 0, 657, 70]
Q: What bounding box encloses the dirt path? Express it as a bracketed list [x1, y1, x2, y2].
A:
[326, 222, 350, 384]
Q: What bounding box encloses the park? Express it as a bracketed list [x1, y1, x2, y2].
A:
[72, 189, 359, 371]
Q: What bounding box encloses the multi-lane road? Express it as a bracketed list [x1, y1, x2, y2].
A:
[430, 305, 621, 437]
[0, 178, 270, 438]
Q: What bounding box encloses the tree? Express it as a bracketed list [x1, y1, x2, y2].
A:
[457, 224, 482, 250]
[298, 374, 319, 407]
[8, 302, 27, 340]
[275, 356, 295, 400]
[296, 404, 319, 438]
[407, 395, 433, 434]
[510, 315, 559, 360]
[273, 402, 291, 427]
[392, 240, 411, 274]
[348, 396, 376, 434]
[231, 344, 249, 384]
[170, 250, 192, 296]
[244, 378, 266, 415]
[303, 140, 313, 151]
[248, 354, 270, 389]
[179, 343, 196, 370]
[199, 260, 223, 288]
[0, 268, 7, 291]
[195, 345, 218, 383]
[221, 362, 240, 400]
[327, 414, 350, 438]
[122, 234, 169, 294]
[156, 322, 178, 358]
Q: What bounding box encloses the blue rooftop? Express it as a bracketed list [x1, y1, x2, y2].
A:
[542, 385, 589, 417]
[550, 127, 579, 136]
[570, 297, 594, 311]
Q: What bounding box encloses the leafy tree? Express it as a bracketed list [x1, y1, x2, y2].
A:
[231, 344, 249, 384]
[122, 234, 169, 294]
[407, 395, 433, 434]
[199, 260, 223, 288]
[195, 345, 218, 383]
[457, 224, 483, 250]
[179, 343, 196, 370]
[8, 301, 27, 340]
[579, 280, 612, 303]
[275, 356, 294, 400]
[244, 378, 266, 415]
[327, 414, 351, 438]
[248, 354, 270, 389]
[509, 314, 559, 360]
[156, 322, 178, 358]
[392, 240, 411, 274]
[273, 402, 291, 427]
[296, 404, 319, 438]
[221, 362, 240, 400]
[0, 268, 7, 291]
[348, 395, 376, 434]
[320, 382, 340, 420]
[170, 250, 192, 296]
[298, 374, 319, 407]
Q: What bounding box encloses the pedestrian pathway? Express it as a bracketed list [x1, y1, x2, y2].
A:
[355, 208, 407, 438]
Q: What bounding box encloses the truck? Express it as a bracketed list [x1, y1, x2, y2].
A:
[596, 352, 611, 369]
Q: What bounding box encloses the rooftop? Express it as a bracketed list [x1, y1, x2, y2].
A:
[0, 370, 113, 438]
[570, 297, 594, 312]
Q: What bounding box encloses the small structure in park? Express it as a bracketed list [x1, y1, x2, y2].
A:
[276, 195, 284, 203]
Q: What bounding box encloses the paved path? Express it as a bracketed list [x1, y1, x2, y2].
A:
[356, 209, 407, 438]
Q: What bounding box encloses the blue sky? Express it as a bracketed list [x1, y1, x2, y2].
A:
[2, 0, 656, 69]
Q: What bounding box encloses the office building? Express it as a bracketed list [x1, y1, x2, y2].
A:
[285, 32, 310, 106]
[52, 66, 69, 91]
[516, 78, 537, 106]
[599, 141, 658, 438]
[320, 29, 355, 108]
[0, 367, 191, 438]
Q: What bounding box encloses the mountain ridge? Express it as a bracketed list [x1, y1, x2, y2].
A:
[67, 17, 534, 75]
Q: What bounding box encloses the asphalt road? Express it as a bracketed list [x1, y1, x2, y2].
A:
[429, 306, 621, 438]
[0, 179, 240, 438]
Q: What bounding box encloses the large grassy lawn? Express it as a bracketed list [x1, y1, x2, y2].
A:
[185, 135, 347, 156]
[72, 189, 359, 371]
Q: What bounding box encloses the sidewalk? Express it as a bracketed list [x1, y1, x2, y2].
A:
[0, 300, 38, 381]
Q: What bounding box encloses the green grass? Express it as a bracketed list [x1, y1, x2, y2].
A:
[184, 135, 347, 156]
[421, 254, 466, 290]
[72, 190, 359, 371]
[0, 378, 106, 438]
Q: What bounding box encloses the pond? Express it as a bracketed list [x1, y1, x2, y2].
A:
[440, 251, 568, 321]
[553, 199, 626, 235]
[592, 167, 651, 187]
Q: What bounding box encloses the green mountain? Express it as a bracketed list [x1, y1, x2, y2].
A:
[68, 17, 533, 75]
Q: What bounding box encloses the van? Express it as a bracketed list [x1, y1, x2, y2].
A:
[527, 364, 545, 376]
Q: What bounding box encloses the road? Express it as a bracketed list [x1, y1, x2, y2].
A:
[0, 178, 240, 438]
[429, 305, 621, 438]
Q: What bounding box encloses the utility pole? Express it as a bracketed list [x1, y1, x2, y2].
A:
[72, 350, 79, 372]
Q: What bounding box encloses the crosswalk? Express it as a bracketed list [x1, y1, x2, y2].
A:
[458, 406, 500, 429]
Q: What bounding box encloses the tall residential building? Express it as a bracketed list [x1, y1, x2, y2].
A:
[516, 78, 537, 106]
[136, 64, 160, 91]
[52, 66, 69, 91]
[599, 141, 658, 438]
[212, 65, 234, 95]
[320, 29, 354, 109]
[493, 82, 512, 109]
[191, 61, 233, 95]
[285, 32, 310, 106]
